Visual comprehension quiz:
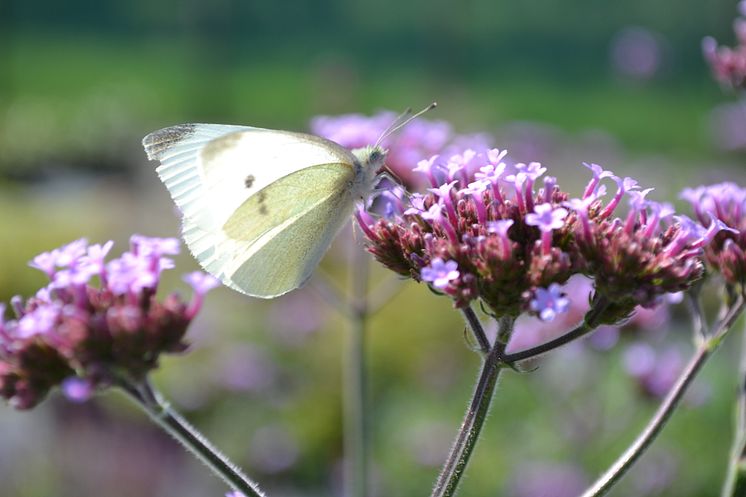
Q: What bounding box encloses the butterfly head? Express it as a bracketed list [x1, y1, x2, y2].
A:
[351, 145, 388, 194]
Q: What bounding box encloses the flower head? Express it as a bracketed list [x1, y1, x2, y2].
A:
[680, 182, 746, 285]
[0, 236, 218, 410]
[703, 2, 746, 90]
[354, 123, 705, 320]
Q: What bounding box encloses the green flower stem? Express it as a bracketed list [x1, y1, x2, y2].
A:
[430, 314, 514, 497]
[345, 243, 371, 497]
[581, 296, 745, 497]
[121, 378, 266, 497]
[462, 306, 491, 354]
[503, 297, 609, 364]
[722, 318, 746, 497]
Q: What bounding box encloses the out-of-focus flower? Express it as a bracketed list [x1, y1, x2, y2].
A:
[610, 27, 663, 81]
[358, 144, 708, 321]
[529, 284, 570, 322]
[703, 1, 746, 91]
[0, 236, 219, 409]
[248, 424, 300, 474]
[709, 101, 746, 151]
[310, 111, 452, 188]
[680, 182, 746, 285]
[623, 342, 685, 398]
[507, 461, 589, 497]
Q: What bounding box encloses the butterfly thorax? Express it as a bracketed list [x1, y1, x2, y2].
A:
[350, 145, 388, 199]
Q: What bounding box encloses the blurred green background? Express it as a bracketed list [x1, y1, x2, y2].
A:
[2, 1, 746, 496]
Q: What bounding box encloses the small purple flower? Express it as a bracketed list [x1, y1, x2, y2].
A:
[421, 259, 460, 290]
[428, 180, 459, 221]
[526, 203, 568, 255]
[462, 180, 490, 223]
[487, 219, 515, 237]
[184, 271, 221, 319]
[474, 163, 507, 202]
[131, 235, 180, 257]
[582, 162, 615, 199]
[487, 219, 515, 258]
[61, 377, 94, 403]
[487, 148, 508, 165]
[79, 240, 115, 274]
[28, 238, 89, 276]
[600, 176, 639, 218]
[526, 203, 568, 232]
[403, 193, 427, 215]
[414, 155, 442, 187]
[530, 283, 570, 321]
[28, 252, 58, 277]
[184, 271, 221, 295]
[16, 303, 61, 338]
[564, 196, 597, 243]
[225, 492, 247, 497]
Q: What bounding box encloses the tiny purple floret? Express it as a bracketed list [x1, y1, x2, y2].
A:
[421, 258, 460, 290]
[529, 283, 570, 322]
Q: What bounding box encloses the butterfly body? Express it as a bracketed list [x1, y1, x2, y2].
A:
[143, 124, 387, 298]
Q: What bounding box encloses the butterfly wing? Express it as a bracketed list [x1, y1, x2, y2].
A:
[143, 123, 359, 297]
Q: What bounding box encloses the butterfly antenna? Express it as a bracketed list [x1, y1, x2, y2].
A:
[375, 107, 412, 148]
[374, 102, 437, 147]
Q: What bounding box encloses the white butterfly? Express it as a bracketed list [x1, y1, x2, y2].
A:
[143, 123, 388, 298]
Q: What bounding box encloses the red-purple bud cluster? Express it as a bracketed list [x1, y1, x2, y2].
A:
[703, 1, 746, 91]
[0, 236, 219, 409]
[358, 150, 715, 321]
[681, 182, 746, 286]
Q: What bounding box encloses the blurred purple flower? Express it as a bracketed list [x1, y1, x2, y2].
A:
[508, 461, 588, 497]
[61, 377, 94, 403]
[624, 343, 685, 398]
[249, 425, 300, 474]
[611, 27, 663, 81]
[530, 284, 570, 322]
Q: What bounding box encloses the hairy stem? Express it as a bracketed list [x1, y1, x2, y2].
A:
[722, 318, 746, 497]
[582, 296, 745, 497]
[345, 242, 370, 497]
[430, 315, 514, 497]
[462, 306, 491, 354]
[121, 379, 265, 497]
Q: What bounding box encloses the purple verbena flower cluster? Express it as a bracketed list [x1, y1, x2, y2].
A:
[681, 182, 746, 285]
[0, 236, 219, 409]
[357, 148, 720, 322]
[703, 1, 746, 91]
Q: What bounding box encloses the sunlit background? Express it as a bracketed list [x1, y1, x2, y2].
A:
[2, 1, 746, 496]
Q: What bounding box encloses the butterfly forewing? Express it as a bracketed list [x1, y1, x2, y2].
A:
[144, 123, 363, 298]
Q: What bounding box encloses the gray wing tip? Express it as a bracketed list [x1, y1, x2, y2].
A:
[142, 124, 197, 160]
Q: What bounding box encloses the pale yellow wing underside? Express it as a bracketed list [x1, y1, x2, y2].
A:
[182, 162, 356, 297]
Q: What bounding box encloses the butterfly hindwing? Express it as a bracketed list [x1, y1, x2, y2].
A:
[182, 163, 356, 297]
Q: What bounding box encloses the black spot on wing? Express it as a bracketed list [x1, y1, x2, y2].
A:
[258, 191, 268, 215]
[142, 124, 197, 159]
[245, 174, 255, 189]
